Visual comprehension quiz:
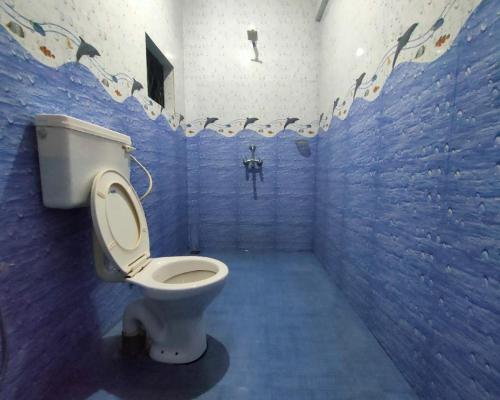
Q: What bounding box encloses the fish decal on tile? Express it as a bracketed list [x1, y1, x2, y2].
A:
[101, 78, 109, 87]
[131, 78, 143, 95]
[415, 45, 426, 58]
[373, 85, 380, 93]
[6, 21, 24, 38]
[435, 34, 451, 47]
[39, 45, 55, 58]
[76, 36, 100, 62]
[431, 17, 444, 31]
[332, 97, 340, 115]
[204, 117, 218, 129]
[244, 117, 259, 129]
[31, 21, 45, 36]
[283, 117, 299, 130]
[392, 23, 418, 70]
[353, 72, 366, 99]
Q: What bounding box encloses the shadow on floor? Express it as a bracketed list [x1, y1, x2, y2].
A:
[47, 334, 229, 400]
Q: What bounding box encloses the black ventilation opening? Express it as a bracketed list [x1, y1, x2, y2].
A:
[145, 34, 173, 108]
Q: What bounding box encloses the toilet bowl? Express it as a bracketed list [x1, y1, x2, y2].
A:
[90, 169, 229, 364]
[124, 256, 228, 363]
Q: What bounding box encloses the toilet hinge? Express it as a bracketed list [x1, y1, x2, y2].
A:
[127, 255, 151, 278]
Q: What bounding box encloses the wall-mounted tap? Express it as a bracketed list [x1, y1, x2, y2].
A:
[243, 145, 263, 170]
[243, 145, 263, 200]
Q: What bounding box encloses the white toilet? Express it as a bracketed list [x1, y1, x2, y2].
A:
[90, 169, 228, 363]
[34, 114, 229, 364]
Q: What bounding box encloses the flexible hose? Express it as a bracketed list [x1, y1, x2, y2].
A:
[122, 145, 153, 201]
[129, 153, 153, 201]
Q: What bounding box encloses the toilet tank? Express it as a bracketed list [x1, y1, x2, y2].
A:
[35, 114, 131, 208]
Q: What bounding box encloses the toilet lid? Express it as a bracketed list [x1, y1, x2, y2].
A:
[90, 170, 150, 276]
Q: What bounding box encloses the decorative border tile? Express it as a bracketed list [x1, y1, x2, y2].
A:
[0, 0, 480, 137]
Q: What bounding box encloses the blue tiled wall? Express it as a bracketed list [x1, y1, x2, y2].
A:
[187, 130, 316, 251]
[0, 29, 188, 399]
[314, 1, 500, 399]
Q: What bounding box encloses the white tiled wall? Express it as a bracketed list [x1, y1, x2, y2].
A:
[182, 0, 320, 125]
[1, 0, 481, 136]
[2, 0, 185, 114]
[318, 0, 481, 124]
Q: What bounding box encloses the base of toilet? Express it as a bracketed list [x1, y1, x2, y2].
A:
[122, 297, 211, 364]
[148, 316, 208, 364]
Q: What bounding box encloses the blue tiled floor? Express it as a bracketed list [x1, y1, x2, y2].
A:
[81, 251, 417, 400]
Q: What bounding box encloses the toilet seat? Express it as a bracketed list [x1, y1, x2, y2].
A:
[90, 169, 151, 277]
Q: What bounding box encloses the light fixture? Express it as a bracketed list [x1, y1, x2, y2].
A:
[356, 47, 365, 57]
[247, 29, 262, 63]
